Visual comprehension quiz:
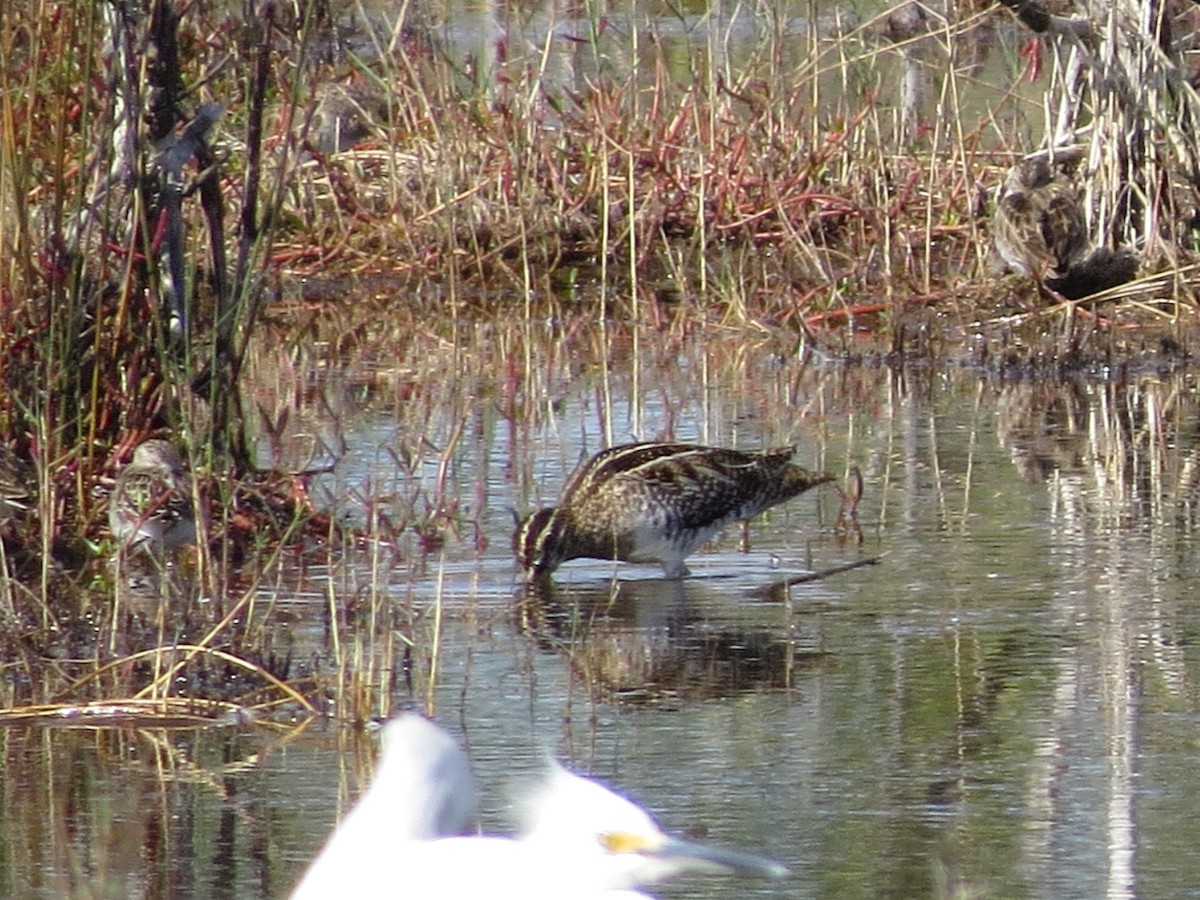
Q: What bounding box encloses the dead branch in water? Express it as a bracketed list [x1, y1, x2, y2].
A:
[749, 555, 883, 602]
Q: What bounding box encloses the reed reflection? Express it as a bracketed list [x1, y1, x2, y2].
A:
[0, 725, 287, 899]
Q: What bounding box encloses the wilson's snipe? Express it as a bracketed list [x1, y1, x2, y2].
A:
[992, 154, 1137, 300]
[514, 442, 835, 580]
[109, 439, 197, 553]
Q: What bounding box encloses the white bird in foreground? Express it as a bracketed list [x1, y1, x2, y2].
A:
[292, 714, 788, 899]
[292, 715, 479, 899]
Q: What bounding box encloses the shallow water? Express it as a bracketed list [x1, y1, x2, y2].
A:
[4, 323, 1200, 899]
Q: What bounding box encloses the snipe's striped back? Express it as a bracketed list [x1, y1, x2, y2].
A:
[0, 444, 32, 526]
[514, 442, 835, 580]
[992, 153, 1137, 300]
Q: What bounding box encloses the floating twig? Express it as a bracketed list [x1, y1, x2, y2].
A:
[750, 554, 882, 601]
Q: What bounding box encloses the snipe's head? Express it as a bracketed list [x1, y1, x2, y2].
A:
[131, 439, 187, 477]
[1004, 156, 1053, 194]
[513, 507, 567, 578]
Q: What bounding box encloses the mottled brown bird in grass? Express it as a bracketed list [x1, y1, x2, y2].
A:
[992, 155, 1137, 300]
[514, 442, 835, 580]
[109, 439, 197, 554]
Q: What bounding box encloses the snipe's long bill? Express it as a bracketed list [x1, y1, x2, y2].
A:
[514, 442, 835, 580]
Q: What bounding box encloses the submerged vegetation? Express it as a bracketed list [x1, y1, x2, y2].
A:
[0, 0, 1199, 722]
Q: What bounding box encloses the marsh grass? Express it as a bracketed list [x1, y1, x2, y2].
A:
[2, 0, 1200, 723]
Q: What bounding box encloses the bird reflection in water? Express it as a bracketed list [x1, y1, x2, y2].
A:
[516, 578, 830, 704]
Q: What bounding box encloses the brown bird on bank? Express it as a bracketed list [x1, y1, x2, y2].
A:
[992, 154, 1137, 300]
[108, 439, 197, 554]
[514, 442, 835, 580]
